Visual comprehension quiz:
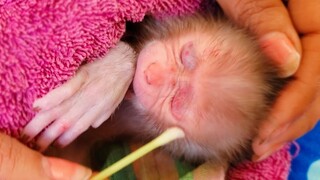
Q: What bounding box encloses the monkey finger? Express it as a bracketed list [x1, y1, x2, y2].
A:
[33, 71, 87, 111]
[91, 93, 126, 128]
[35, 100, 99, 149]
[22, 107, 65, 142]
[35, 118, 74, 152]
[55, 105, 105, 147]
[23, 92, 85, 142]
[91, 111, 113, 128]
[217, 0, 301, 77]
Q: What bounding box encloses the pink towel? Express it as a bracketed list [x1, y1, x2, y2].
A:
[0, 0, 291, 179]
[0, 0, 201, 136]
[228, 144, 292, 180]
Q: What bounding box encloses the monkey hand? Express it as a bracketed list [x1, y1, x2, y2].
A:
[252, 0, 320, 161]
[22, 42, 136, 151]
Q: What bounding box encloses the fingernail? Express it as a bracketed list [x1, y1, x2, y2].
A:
[33, 99, 43, 111]
[268, 124, 290, 141]
[257, 138, 266, 145]
[252, 143, 285, 162]
[260, 32, 301, 77]
[19, 133, 30, 143]
[43, 157, 92, 180]
[252, 150, 273, 162]
[33, 106, 41, 112]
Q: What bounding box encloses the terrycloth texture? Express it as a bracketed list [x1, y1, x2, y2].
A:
[0, 0, 201, 136]
[0, 0, 291, 179]
[227, 145, 292, 180]
[289, 121, 320, 180]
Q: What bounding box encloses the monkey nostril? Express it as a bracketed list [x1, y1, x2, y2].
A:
[145, 70, 152, 85]
[144, 63, 163, 86]
[144, 68, 153, 85]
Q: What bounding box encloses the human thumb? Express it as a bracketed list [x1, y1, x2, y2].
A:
[42, 157, 92, 180]
[0, 133, 92, 180]
[216, 0, 301, 77]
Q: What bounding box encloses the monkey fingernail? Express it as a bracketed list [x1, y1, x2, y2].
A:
[20, 134, 30, 142]
[259, 32, 301, 77]
[33, 106, 42, 112]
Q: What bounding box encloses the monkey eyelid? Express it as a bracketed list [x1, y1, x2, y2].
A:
[180, 41, 197, 70]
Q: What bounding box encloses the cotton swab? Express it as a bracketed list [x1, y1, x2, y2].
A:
[90, 127, 185, 180]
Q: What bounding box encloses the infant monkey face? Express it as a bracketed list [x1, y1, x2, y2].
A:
[132, 33, 210, 131]
[128, 13, 286, 163]
[131, 31, 255, 163]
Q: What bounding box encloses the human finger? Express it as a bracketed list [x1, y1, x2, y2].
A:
[0, 133, 91, 179]
[253, 94, 320, 161]
[217, 0, 301, 77]
[256, 25, 320, 144]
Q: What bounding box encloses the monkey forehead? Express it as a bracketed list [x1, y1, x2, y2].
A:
[191, 38, 269, 120]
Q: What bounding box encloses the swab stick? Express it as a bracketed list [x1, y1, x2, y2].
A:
[90, 127, 185, 180]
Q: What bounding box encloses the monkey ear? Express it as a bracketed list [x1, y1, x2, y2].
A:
[180, 41, 197, 70]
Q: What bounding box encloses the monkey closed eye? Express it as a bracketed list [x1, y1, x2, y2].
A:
[25, 9, 288, 170]
[117, 12, 289, 165]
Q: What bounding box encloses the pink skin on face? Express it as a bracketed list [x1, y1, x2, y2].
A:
[132, 37, 202, 134]
[133, 41, 176, 114]
[131, 31, 258, 152]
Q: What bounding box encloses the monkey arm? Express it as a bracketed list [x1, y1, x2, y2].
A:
[22, 42, 136, 151]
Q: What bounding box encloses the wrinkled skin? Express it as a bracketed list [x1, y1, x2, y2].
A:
[22, 42, 136, 151]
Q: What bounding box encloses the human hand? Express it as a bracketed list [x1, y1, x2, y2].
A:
[216, 0, 301, 77]
[252, 0, 320, 161]
[217, 0, 320, 161]
[22, 42, 136, 151]
[0, 132, 92, 180]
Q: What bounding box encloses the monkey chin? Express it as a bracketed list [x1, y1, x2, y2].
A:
[158, 126, 254, 166]
[128, 100, 253, 167]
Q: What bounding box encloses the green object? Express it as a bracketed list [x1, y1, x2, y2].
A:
[91, 127, 185, 180]
[104, 143, 136, 180]
[175, 160, 196, 179]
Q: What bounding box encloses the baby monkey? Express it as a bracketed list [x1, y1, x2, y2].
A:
[23, 11, 287, 169]
[113, 12, 288, 166]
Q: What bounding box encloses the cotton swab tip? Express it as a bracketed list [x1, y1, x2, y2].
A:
[153, 127, 185, 146]
[90, 127, 185, 180]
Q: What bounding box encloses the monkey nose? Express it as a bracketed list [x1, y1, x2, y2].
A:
[145, 62, 168, 86]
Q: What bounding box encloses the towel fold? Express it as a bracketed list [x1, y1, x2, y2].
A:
[0, 1, 291, 179]
[0, 0, 200, 136]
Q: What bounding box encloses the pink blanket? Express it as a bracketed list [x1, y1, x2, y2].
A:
[0, 0, 291, 179]
[0, 0, 201, 136]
